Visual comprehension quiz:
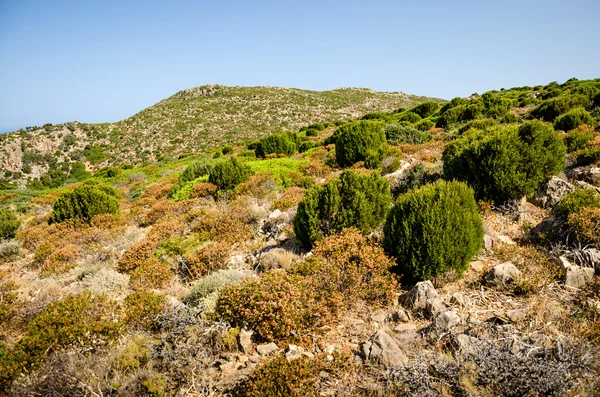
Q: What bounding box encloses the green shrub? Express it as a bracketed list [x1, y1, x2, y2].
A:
[49, 184, 120, 224]
[383, 180, 483, 283]
[186, 269, 251, 312]
[255, 133, 297, 158]
[209, 157, 253, 191]
[0, 240, 20, 261]
[410, 101, 440, 118]
[167, 159, 213, 198]
[221, 145, 233, 155]
[576, 148, 600, 166]
[395, 163, 441, 194]
[0, 207, 20, 239]
[396, 112, 422, 123]
[415, 119, 435, 132]
[553, 188, 600, 219]
[439, 97, 467, 114]
[334, 121, 388, 168]
[457, 118, 497, 134]
[443, 121, 566, 203]
[384, 124, 433, 145]
[554, 107, 594, 131]
[436, 105, 466, 128]
[294, 170, 391, 248]
[563, 129, 594, 152]
[530, 94, 590, 122]
[69, 162, 91, 181]
[361, 112, 391, 121]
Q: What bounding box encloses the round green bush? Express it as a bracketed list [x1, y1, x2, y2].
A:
[396, 112, 422, 123]
[294, 170, 391, 248]
[410, 101, 440, 118]
[443, 121, 566, 203]
[0, 207, 20, 240]
[168, 159, 213, 198]
[255, 133, 296, 158]
[553, 188, 600, 219]
[563, 129, 594, 152]
[384, 124, 433, 145]
[415, 119, 435, 132]
[383, 180, 483, 283]
[530, 94, 590, 122]
[554, 107, 593, 131]
[334, 121, 388, 168]
[436, 105, 466, 128]
[50, 184, 120, 224]
[208, 157, 253, 191]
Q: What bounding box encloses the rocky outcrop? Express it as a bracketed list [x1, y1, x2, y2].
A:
[360, 330, 408, 367]
[531, 176, 575, 208]
[485, 262, 522, 288]
[399, 281, 445, 319]
[553, 256, 595, 289]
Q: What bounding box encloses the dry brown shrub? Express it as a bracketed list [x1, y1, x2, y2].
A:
[272, 187, 305, 211]
[181, 241, 230, 280]
[302, 160, 332, 178]
[142, 175, 177, 199]
[190, 204, 253, 244]
[41, 243, 80, 276]
[118, 239, 156, 274]
[568, 207, 600, 245]
[190, 182, 218, 199]
[0, 193, 16, 204]
[31, 191, 64, 207]
[130, 257, 173, 290]
[234, 172, 279, 199]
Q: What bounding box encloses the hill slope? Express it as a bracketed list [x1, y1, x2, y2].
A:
[0, 85, 439, 186]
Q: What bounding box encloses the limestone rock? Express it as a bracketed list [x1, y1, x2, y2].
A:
[484, 234, 494, 250]
[256, 342, 279, 356]
[485, 262, 522, 288]
[399, 281, 445, 319]
[531, 176, 575, 208]
[390, 308, 410, 323]
[238, 329, 254, 354]
[449, 292, 469, 307]
[553, 256, 595, 288]
[360, 330, 408, 367]
[285, 344, 303, 362]
[430, 311, 461, 334]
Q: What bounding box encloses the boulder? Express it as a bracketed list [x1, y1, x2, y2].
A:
[360, 330, 408, 367]
[449, 292, 469, 307]
[430, 311, 461, 334]
[531, 176, 575, 208]
[484, 262, 522, 288]
[256, 342, 279, 356]
[399, 281, 445, 318]
[238, 329, 254, 354]
[553, 256, 596, 288]
[390, 308, 410, 323]
[569, 166, 600, 186]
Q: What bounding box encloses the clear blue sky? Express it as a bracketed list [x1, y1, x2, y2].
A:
[1, 0, 599, 132]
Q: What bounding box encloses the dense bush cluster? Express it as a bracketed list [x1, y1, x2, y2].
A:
[208, 157, 253, 191]
[553, 188, 600, 219]
[0, 207, 20, 239]
[255, 133, 297, 158]
[443, 121, 566, 203]
[530, 94, 590, 122]
[384, 123, 433, 145]
[50, 183, 121, 223]
[383, 180, 483, 283]
[216, 229, 396, 342]
[294, 170, 391, 248]
[167, 159, 213, 198]
[410, 101, 440, 118]
[554, 107, 594, 131]
[333, 121, 388, 168]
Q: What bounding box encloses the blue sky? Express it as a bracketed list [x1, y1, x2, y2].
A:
[0, 0, 598, 132]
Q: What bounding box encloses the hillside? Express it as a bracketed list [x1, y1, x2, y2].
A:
[1, 77, 600, 396]
[0, 85, 438, 188]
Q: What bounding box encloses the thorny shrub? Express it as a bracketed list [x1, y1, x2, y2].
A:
[188, 203, 253, 244]
[180, 240, 231, 280]
[122, 290, 168, 331]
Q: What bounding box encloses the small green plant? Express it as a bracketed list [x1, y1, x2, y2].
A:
[167, 159, 213, 198]
[410, 101, 440, 118]
[383, 180, 483, 283]
[443, 121, 566, 203]
[563, 129, 594, 152]
[384, 124, 433, 145]
[209, 157, 253, 191]
[294, 170, 391, 248]
[0, 207, 20, 239]
[333, 121, 388, 168]
[553, 188, 600, 219]
[554, 107, 594, 131]
[49, 184, 120, 223]
[575, 148, 600, 166]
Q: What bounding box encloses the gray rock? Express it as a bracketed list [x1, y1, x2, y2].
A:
[570, 166, 600, 186]
[238, 329, 253, 354]
[371, 313, 387, 324]
[285, 344, 303, 362]
[451, 334, 479, 355]
[485, 262, 522, 288]
[256, 342, 279, 356]
[484, 234, 494, 250]
[564, 264, 595, 289]
[430, 311, 461, 334]
[399, 281, 445, 318]
[390, 308, 410, 323]
[575, 180, 600, 195]
[532, 176, 575, 208]
[268, 209, 283, 219]
[449, 292, 469, 307]
[553, 256, 595, 288]
[360, 330, 408, 367]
